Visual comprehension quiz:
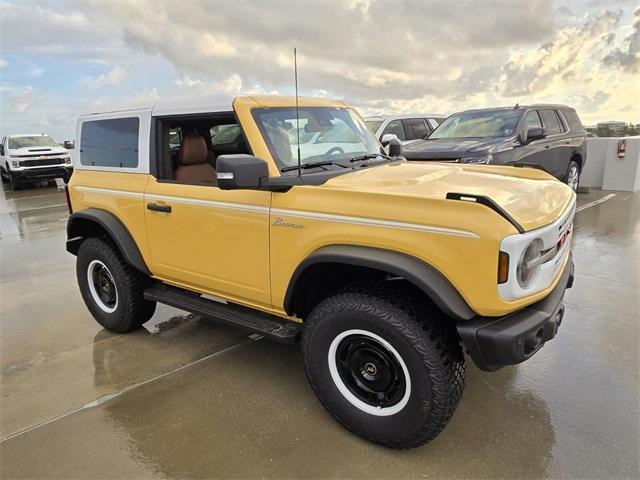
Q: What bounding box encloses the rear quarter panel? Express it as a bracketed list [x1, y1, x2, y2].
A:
[68, 171, 152, 266]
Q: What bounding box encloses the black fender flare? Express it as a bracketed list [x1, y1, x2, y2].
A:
[66, 208, 151, 276]
[284, 245, 475, 321]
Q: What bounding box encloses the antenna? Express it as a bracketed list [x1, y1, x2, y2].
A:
[294, 47, 301, 176]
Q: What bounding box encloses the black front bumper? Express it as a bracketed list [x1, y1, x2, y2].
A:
[457, 255, 574, 371]
[11, 166, 73, 181]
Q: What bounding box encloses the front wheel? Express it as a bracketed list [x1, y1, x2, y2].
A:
[77, 237, 156, 333]
[302, 283, 465, 448]
[565, 160, 580, 192]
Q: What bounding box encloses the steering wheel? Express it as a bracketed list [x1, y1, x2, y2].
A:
[325, 146, 344, 156]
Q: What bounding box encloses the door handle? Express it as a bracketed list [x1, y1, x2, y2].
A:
[544, 145, 550, 149]
[147, 203, 172, 213]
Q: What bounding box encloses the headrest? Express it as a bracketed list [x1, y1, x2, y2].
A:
[179, 133, 208, 166]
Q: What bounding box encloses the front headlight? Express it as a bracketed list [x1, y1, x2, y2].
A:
[516, 239, 543, 288]
[459, 153, 493, 164]
[64, 157, 72, 164]
[12, 161, 21, 168]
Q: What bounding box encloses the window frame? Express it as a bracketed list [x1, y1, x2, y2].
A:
[151, 111, 252, 185]
[380, 119, 407, 141]
[79, 117, 141, 169]
[523, 110, 543, 131]
[554, 110, 567, 133]
[75, 109, 151, 173]
[401, 118, 429, 140]
[539, 109, 563, 136]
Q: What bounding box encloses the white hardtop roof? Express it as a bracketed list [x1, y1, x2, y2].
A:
[79, 94, 236, 118]
[364, 113, 446, 121]
[8, 133, 56, 137]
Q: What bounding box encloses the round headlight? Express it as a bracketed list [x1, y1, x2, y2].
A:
[517, 239, 543, 288]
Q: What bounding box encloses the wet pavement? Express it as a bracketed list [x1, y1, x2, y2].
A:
[0, 183, 638, 479]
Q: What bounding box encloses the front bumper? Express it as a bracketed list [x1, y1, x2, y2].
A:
[10, 166, 73, 181]
[457, 254, 574, 371]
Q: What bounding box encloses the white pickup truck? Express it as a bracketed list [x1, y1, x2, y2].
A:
[0, 134, 73, 189]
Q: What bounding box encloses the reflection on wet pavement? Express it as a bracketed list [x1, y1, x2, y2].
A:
[0, 184, 638, 479]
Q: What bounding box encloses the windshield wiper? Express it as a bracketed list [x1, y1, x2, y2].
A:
[349, 153, 393, 163]
[281, 160, 348, 172]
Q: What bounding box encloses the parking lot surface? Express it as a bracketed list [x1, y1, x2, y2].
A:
[1, 184, 638, 479]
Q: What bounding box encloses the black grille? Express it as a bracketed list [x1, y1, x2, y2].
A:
[21, 158, 66, 167]
[16, 152, 64, 158]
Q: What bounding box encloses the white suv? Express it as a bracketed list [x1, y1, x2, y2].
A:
[0, 134, 73, 189]
[364, 114, 445, 145]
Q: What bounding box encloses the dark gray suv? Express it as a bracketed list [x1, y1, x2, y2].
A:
[402, 105, 587, 191]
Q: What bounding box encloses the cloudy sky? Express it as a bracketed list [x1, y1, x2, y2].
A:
[1, 0, 638, 141]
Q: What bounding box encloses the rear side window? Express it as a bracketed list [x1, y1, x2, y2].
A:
[563, 110, 583, 131]
[80, 117, 139, 168]
[402, 118, 429, 140]
[540, 110, 562, 135]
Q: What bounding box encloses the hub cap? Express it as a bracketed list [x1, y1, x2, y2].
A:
[328, 329, 411, 416]
[87, 259, 118, 313]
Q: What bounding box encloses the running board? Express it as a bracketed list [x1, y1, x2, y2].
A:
[144, 284, 302, 343]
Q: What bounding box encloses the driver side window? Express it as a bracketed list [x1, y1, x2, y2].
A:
[381, 120, 406, 141]
[524, 111, 543, 130]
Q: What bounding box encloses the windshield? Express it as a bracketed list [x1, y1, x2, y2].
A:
[252, 107, 380, 172]
[365, 120, 383, 133]
[9, 135, 58, 149]
[429, 110, 522, 139]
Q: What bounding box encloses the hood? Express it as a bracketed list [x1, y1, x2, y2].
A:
[322, 162, 575, 232]
[9, 146, 68, 155]
[403, 137, 512, 160]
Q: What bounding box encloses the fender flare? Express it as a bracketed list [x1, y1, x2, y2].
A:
[66, 208, 151, 276]
[284, 245, 475, 321]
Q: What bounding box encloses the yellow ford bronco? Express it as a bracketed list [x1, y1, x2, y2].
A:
[66, 95, 575, 448]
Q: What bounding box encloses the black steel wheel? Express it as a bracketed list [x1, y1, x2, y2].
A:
[334, 332, 407, 410]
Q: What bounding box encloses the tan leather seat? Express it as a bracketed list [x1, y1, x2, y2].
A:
[175, 132, 217, 184]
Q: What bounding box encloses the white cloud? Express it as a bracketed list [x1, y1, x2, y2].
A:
[79, 65, 125, 89]
[175, 75, 203, 89]
[0, 59, 8, 69]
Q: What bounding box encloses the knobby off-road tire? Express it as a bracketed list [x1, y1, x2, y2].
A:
[302, 281, 466, 448]
[77, 237, 156, 333]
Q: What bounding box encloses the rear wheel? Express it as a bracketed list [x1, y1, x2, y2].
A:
[565, 160, 580, 191]
[302, 282, 465, 448]
[77, 237, 156, 333]
[9, 173, 22, 190]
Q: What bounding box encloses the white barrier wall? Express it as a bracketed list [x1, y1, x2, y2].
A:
[581, 137, 640, 192]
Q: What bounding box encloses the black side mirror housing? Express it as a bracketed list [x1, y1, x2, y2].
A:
[216, 154, 269, 190]
[388, 137, 403, 157]
[526, 127, 546, 143]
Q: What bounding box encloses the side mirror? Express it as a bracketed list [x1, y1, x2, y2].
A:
[216, 154, 269, 190]
[388, 137, 403, 157]
[380, 133, 398, 147]
[526, 127, 546, 143]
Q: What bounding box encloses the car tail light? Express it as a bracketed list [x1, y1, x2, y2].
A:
[65, 185, 73, 214]
[617, 139, 626, 158]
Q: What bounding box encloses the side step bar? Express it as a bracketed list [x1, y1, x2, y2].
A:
[144, 283, 302, 343]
